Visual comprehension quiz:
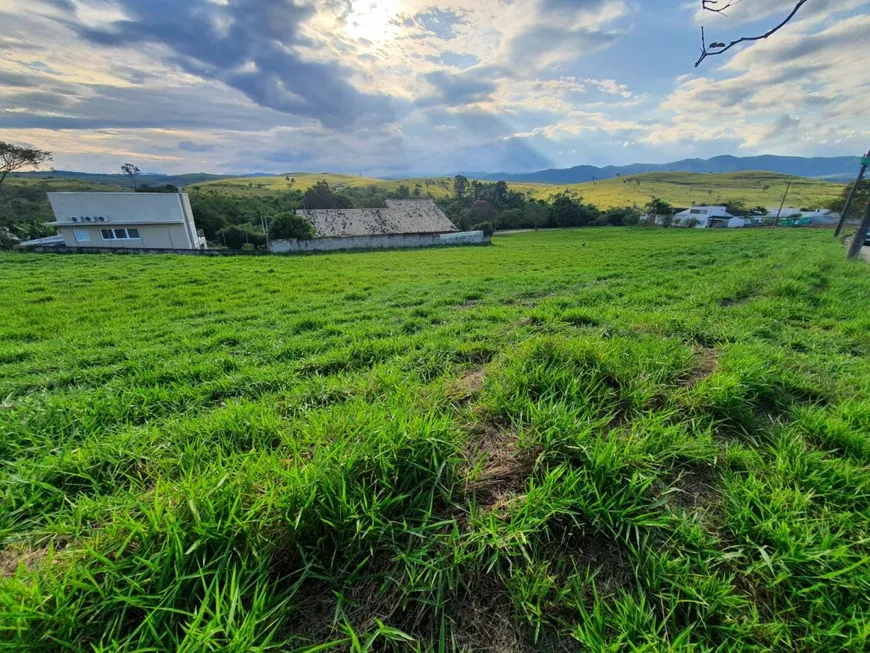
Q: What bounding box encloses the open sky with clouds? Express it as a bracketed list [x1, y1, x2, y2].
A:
[1, 0, 868, 175]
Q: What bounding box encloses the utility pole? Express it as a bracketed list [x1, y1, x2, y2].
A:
[834, 147, 870, 237]
[846, 199, 870, 260]
[774, 181, 792, 226]
[261, 212, 270, 251]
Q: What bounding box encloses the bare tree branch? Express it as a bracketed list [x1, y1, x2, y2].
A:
[695, 0, 808, 67]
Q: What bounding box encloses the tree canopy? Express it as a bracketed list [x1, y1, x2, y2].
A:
[0, 142, 52, 191]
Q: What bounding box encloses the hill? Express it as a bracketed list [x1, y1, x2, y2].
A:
[8, 171, 236, 188]
[479, 154, 861, 184]
[196, 171, 843, 211]
[2, 230, 869, 649]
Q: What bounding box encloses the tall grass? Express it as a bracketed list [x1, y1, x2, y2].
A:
[1, 228, 869, 650]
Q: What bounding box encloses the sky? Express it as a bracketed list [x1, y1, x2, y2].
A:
[0, 0, 868, 176]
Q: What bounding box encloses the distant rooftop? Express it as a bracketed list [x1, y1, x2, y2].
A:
[295, 200, 457, 238]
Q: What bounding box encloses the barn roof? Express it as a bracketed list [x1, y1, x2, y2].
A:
[295, 200, 457, 238]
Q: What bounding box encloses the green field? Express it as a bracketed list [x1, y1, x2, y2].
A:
[2, 230, 869, 650]
[195, 171, 843, 210]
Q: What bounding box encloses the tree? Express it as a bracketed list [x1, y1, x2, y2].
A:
[551, 192, 597, 228]
[525, 200, 550, 231]
[750, 206, 768, 216]
[216, 224, 266, 249]
[723, 199, 749, 217]
[645, 197, 674, 217]
[0, 141, 52, 194]
[121, 163, 141, 190]
[392, 184, 411, 200]
[695, 0, 808, 67]
[268, 212, 316, 240]
[302, 180, 354, 209]
[453, 175, 469, 200]
[471, 200, 497, 224]
[830, 180, 870, 220]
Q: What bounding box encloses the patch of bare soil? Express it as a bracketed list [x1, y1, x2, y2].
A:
[679, 347, 719, 387]
[461, 425, 539, 512]
[542, 525, 636, 599]
[0, 542, 64, 578]
[668, 466, 722, 512]
[448, 574, 538, 653]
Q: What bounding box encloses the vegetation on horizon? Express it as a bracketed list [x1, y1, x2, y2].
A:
[0, 170, 847, 248]
[1, 229, 869, 650]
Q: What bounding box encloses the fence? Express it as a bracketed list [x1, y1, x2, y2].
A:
[270, 231, 489, 254]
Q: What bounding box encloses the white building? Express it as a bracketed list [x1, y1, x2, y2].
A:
[38, 191, 206, 250]
[673, 206, 746, 229]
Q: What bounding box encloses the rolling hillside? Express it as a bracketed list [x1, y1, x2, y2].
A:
[194, 171, 843, 210]
[478, 154, 861, 184]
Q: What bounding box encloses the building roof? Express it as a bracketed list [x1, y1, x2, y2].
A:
[295, 200, 457, 238]
[18, 234, 65, 248]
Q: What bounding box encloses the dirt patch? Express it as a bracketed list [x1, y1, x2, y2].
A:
[667, 466, 721, 512]
[447, 368, 487, 405]
[461, 425, 539, 511]
[542, 526, 636, 598]
[448, 574, 537, 653]
[0, 543, 64, 578]
[679, 347, 719, 387]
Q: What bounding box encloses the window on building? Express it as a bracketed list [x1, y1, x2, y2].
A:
[113, 228, 127, 239]
[101, 228, 114, 240]
[127, 228, 141, 239]
[690, 209, 701, 214]
[74, 229, 91, 242]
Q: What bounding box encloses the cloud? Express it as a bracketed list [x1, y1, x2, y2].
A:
[501, 0, 628, 69]
[65, 0, 396, 129]
[418, 66, 507, 107]
[402, 7, 468, 40]
[177, 140, 218, 153]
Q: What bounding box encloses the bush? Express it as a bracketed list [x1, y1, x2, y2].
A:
[472, 222, 495, 237]
[216, 224, 266, 250]
[269, 212, 316, 240]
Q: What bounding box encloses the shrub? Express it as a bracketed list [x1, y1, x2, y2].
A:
[472, 222, 495, 237]
[269, 212, 316, 240]
[216, 224, 266, 250]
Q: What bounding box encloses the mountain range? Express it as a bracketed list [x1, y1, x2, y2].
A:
[473, 155, 861, 185]
[10, 155, 861, 188]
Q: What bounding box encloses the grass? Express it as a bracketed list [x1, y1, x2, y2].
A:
[1, 229, 869, 651]
[193, 171, 843, 210]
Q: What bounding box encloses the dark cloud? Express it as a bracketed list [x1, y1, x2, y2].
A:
[38, 0, 76, 11]
[0, 83, 298, 131]
[178, 141, 218, 153]
[763, 113, 800, 141]
[0, 71, 40, 88]
[66, 0, 396, 129]
[418, 66, 507, 107]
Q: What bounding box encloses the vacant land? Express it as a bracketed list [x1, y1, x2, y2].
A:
[1, 230, 869, 651]
[196, 171, 843, 210]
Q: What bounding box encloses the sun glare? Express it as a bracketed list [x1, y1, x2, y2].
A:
[344, 0, 402, 44]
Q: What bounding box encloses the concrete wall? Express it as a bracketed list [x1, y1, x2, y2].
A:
[47, 192, 202, 249]
[58, 223, 196, 249]
[271, 230, 489, 253]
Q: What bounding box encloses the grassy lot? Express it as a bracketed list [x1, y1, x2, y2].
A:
[194, 171, 843, 210]
[1, 229, 869, 651]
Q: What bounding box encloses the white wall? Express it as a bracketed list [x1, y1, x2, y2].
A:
[58, 224, 197, 249]
[271, 231, 488, 253]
